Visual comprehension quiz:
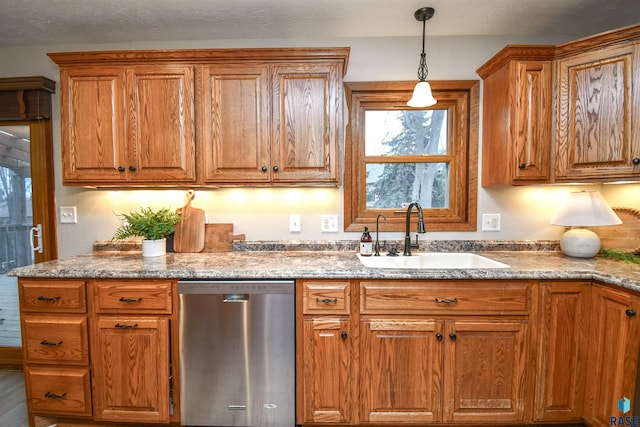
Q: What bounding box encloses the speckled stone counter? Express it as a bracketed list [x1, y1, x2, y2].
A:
[9, 249, 640, 293]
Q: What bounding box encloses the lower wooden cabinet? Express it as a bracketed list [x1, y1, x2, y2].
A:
[25, 366, 92, 417]
[584, 284, 640, 427]
[535, 281, 591, 422]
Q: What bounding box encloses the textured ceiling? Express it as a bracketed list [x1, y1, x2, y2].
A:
[1, 0, 639, 48]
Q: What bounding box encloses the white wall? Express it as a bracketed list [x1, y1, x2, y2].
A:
[2, 35, 638, 258]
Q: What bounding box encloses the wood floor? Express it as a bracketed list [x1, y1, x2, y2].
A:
[0, 370, 28, 427]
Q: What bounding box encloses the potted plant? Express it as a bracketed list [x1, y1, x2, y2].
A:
[113, 207, 183, 257]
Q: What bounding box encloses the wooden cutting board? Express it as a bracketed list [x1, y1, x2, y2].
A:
[589, 207, 640, 254]
[204, 223, 245, 252]
[173, 190, 205, 253]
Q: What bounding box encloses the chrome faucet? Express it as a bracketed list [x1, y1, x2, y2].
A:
[403, 202, 427, 256]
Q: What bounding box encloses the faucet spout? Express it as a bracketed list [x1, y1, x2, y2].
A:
[403, 202, 427, 256]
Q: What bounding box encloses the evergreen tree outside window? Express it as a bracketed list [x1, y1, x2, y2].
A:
[344, 81, 479, 232]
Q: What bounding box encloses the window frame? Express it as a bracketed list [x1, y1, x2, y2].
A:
[343, 80, 479, 232]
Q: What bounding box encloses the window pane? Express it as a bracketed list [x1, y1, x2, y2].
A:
[366, 162, 450, 209]
[365, 110, 448, 156]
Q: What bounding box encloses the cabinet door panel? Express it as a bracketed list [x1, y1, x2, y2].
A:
[535, 282, 590, 421]
[585, 285, 640, 427]
[60, 68, 127, 182]
[202, 65, 270, 182]
[128, 65, 196, 182]
[556, 43, 640, 180]
[444, 320, 528, 423]
[91, 316, 170, 423]
[361, 318, 442, 423]
[271, 63, 341, 183]
[300, 317, 351, 424]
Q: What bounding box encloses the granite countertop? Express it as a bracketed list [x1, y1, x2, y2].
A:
[9, 248, 640, 293]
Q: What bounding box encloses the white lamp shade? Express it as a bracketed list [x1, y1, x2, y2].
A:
[407, 81, 437, 107]
[550, 190, 622, 227]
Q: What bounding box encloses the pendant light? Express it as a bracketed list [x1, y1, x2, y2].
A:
[407, 7, 437, 107]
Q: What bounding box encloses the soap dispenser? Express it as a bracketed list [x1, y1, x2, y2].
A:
[360, 226, 373, 256]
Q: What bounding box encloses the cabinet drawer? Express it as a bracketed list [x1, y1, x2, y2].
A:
[93, 280, 172, 314]
[20, 280, 86, 313]
[23, 316, 89, 365]
[25, 366, 92, 417]
[360, 280, 530, 314]
[302, 281, 350, 314]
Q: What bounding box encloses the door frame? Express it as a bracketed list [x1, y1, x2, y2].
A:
[0, 76, 58, 368]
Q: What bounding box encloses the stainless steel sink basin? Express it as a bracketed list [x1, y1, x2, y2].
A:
[357, 252, 510, 269]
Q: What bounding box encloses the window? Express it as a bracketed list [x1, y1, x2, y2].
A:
[344, 81, 479, 232]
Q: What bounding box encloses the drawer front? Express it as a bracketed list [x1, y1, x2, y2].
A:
[302, 281, 350, 314]
[23, 316, 89, 364]
[20, 280, 86, 313]
[25, 366, 92, 417]
[360, 280, 530, 314]
[93, 280, 173, 314]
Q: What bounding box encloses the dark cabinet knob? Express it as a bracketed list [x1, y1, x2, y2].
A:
[633, 158, 640, 165]
[518, 163, 526, 169]
[435, 333, 443, 341]
[341, 331, 348, 340]
[273, 165, 279, 172]
[449, 333, 457, 341]
[129, 166, 137, 172]
[626, 309, 637, 317]
[261, 165, 268, 172]
[118, 166, 125, 172]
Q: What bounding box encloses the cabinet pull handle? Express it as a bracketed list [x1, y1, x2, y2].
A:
[119, 297, 142, 303]
[341, 331, 348, 340]
[40, 340, 63, 346]
[449, 333, 457, 341]
[316, 297, 338, 304]
[118, 166, 125, 172]
[115, 323, 138, 329]
[435, 298, 458, 304]
[435, 333, 443, 341]
[129, 165, 137, 171]
[626, 309, 637, 317]
[633, 158, 640, 165]
[518, 163, 526, 169]
[37, 296, 61, 302]
[273, 165, 279, 172]
[45, 391, 67, 399]
[261, 165, 268, 172]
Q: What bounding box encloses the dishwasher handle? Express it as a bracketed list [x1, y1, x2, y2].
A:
[224, 294, 249, 302]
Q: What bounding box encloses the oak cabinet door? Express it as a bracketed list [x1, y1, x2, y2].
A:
[299, 317, 351, 424]
[584, 285, 640, 427]
[127, 65, 196, 182]
[443, 320, 528, 424]
[555, 42, 640, 181]
[271, 63, 342, 184]
[91, 316, 170, 423]
[60, 67, 127, 183]
[535, 282, 591, 422]
[360, 318, 443, 423]
[201, 64, 271, 183]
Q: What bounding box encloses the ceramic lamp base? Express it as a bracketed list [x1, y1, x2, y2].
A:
[559, 228, 601, 258]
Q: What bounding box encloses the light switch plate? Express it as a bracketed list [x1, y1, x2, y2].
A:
[482, 213, 501, 231]
[60, 206, 77, 224]
[289, 214, 301, 232]
[320, 215, 339, 232]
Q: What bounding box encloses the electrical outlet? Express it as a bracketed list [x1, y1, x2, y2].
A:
[60, 206, 77, 224]
[320, 215, 339, 232]
[289, 214, 301, 232]
[482, 213, 501, 231]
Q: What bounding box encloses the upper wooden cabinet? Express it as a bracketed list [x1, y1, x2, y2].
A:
[50, 47, 349, 187]
[478, 24, 640, 186]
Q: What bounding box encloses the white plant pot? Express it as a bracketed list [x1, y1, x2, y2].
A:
[142, 238, 167, 258]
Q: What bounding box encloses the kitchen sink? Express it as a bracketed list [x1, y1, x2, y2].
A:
[357, 252, 510, 269]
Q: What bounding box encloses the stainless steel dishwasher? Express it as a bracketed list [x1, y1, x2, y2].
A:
[178, 279, 295, 427]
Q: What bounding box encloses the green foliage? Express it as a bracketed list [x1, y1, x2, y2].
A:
[598, 248, 640, 264]
[113, 207, 182, 241]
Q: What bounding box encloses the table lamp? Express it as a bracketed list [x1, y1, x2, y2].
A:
[550, 190, 622, 258]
